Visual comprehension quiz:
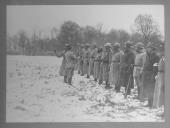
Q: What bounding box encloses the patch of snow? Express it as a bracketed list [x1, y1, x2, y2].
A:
[6, 55, 164, 122]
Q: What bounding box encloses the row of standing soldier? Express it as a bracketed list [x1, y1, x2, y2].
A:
[56, 41, 165, 109]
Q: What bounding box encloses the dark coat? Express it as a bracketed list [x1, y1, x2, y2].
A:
[120, 49, 135, 88]
[153, 56, 165, 108]
[142, 52, 159, 98]
[101, 49, 112, 82]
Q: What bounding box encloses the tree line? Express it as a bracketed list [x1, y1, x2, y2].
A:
[7, 14, 164, 56]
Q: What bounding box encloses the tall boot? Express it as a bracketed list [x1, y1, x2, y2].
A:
[137, 86, 140, 99]
[105, 81, 112, 89]
[115, 83, 120, 92]
[68, 77, 72, 85]
[148, 97, 153, 108]
[64, 76, 67, 83]
[78, 69, 80, 74]
[127, 88, 131, 95]
[98, 80, 102, 85]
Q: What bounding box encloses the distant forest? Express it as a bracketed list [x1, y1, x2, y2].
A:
[7, 14, 164, 56]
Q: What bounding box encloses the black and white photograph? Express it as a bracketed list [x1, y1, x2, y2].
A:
[6, 5, 165, 122]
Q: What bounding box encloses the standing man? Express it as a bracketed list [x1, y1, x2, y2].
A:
[65, 44, 77, 85]
[101, 43, 112, 89]
[141, 42, 159, 108]
[83, 43, 90, 78]
[76, 43, 82, 74]
[94, 47, 103, 82]
[79, 44, 85, 76]
[88, 43, 97, 78]
[55, 44, 69, 83]
[120, 41, 135, 95]
[98, 47, 104, 85]
[153, 43, 165, 108]
[133, 42, 145, 99]
[109, 43, 122, 91]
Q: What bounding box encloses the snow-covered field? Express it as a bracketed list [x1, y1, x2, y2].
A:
[6, 55, 164, 122]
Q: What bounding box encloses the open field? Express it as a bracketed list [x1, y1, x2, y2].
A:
[6, 55, 164, 122]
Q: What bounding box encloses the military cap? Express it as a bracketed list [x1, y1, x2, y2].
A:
[125, 41, 133, 48]
[85, 43, 90, 48]
[98, 47, 103, 52]
[81, 43, 84, 47]
[113, 42, 120, 48]
[65, 43, 69, 47]
[104, 42, 111, 47]
[147, 42, 156, 50]
[136, 42, 144, 50]
[65, 44, 71, 49]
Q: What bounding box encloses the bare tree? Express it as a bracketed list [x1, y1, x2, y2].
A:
[134, 14, 160, 44]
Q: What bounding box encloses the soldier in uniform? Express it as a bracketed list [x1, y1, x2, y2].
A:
[83, 43, 90, 78]
[98, 47, 104, 85]
[88, 43, 97, 77]
[133, 42, 145, 99]
[109, 43, 123, 91]
[119, 41, 135, 95]
[79, 44, 85, 76]
[55, 44, 69, 83]
[65, 44, 77, 85]
[153, 43, 165, 108]
[94, 47, 103, 82]
[76, 43, 82, 74]
[141, 42, 159, 108]
[101, 43, 112, 89]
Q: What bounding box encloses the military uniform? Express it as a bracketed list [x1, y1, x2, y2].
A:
[88, 46, 97, 77]
[56, 44, 69, 83]
[77, 45, 83, 74]
[133, 42, 145, 99]
[83, 44, 90, 77]
[152, 55, 165, 108]
[101, 43, 112, 88]
[65, 47, 77, 85]
[141, 43, 159, 108]
[119, 42, 135, 94]
[94, 48, 102, 81]
[58, 50, 67, 76]
[98, 61, 103, 85]
[109, 43, 122, 89]
[79, 45, 85, 75]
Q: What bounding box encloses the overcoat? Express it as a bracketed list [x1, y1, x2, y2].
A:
[119, 49, 135, 88]
[88, 48, 97, 76]
[141, 52, 159, 100]
[83, 49, 90, 75]
[58, 50, 66, 76]
[65, 50, 76, 79]
[153, 56, 165, 108]
[94, 52, 102, 80]
[101, 49, 112, 82]
[109, 50, 122, 85]
[78, 48, 84, 74]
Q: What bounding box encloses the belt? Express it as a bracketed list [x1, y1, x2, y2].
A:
[95, 60, 102, 62]
[134, 65, 142, 67]
[111, 61, 120, 63]
[102, 61, 109, 63]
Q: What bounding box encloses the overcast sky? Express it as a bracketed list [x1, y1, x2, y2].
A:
[7, 5, 164, 37]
